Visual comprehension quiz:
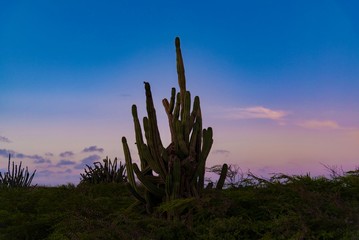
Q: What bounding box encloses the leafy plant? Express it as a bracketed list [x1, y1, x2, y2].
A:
[0, 154, 36, 188]
[122, 37, 228, 215]
[80, 157, 127, 184]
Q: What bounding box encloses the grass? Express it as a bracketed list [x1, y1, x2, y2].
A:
[0, 171, 358, 240]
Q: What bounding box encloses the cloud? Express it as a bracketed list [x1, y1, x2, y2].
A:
[297, 120, 340, 130]
[75, 154, 101, 169]
[0, 149, 51, 164]
[0, 149, 15, 158]
[37, 169, 73, 178]
[0, 136, 11, 143]
[212, 149, 230, 156]
[45, 152, 54, 157]
[30, 155, 51, 164]
[56, 159, 76, 166]
[59, 151, 74, 158]
[37, 170, 53, 177]
[56, 169, 73, 174]
[222, 106, 288, 121]
[82, 146, 104, 153]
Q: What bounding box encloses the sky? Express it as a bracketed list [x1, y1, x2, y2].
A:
[1, 1, 359, 185]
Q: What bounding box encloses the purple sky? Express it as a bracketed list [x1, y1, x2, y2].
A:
[1, 1, 358, 185]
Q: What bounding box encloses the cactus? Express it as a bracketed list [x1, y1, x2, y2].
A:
[205, 163, 230, 189]
[122, 37, 227, 213]
[0, 154, 36, 188]
[216, 163, 228, 189]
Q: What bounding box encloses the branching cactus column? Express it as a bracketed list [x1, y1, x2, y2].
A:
[122, 37, 227, 213]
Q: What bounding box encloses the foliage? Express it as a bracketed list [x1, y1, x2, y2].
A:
[80, 157, 127, 184]
[122, 37, 228, 215]
[0, 154, 36, 188]
[0, 170, 358, 239]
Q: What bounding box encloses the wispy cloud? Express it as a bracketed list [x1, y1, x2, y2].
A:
[212, 149, 230, 156]
[59, 151, 74, 158]
[75, 154, 101, 169]
[0, 136, 11, 143]
[56, 159, 76, 166]
[221, 106, 288, 121]
[82, 146, 104, 153]
[297, 120, 341, 130]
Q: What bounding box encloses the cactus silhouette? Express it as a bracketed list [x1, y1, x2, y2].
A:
[122, 37, 227, 213]
[0, 154, 36, 188]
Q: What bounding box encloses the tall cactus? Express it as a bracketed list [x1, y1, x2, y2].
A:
[122, 37, 227, 213]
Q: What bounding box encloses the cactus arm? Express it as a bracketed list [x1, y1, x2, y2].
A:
[175, 119, 189, 156]
[172, 156, 181, 199]
[144, 82, 164, 154]
[122, 137, 139, 193]
[140, 143, 162, 175]
[163, 99, 175, 143]
[132, 105, 148, 170]
[126, 183, 146, 203]
[133, 163, 165, 198]
[183, 91, 191, 143]
[163, 98, 170, 113]
[190, 96, 200, 129]
[143, 83, 168, 178]
[175, 37, 186, 111]
[189, 121, 200, 155]
[201, 127, 213, 163]
[173, 93, 181, 121]
[198, 127, 213, 190]
[216, 163, 228, 190]
[169, 87, 176, 113]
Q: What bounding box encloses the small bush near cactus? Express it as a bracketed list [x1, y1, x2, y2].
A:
[80, 157, 127, 184]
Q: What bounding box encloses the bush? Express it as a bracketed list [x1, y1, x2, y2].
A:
[80, 157, 126, 184]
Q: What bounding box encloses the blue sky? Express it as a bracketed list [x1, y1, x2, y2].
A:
[1, 1, 359, 185]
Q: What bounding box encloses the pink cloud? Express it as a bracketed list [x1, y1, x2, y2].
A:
[222, 106, 288, 121]
[297, 120, 340, 130]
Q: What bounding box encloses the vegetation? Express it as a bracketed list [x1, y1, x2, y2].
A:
[80, 157, 127, 184]
[1, 38, 358, 239]
[0, 154, 36, 188]
[0, 170, 358, 239]
[122, 37, 227, 215]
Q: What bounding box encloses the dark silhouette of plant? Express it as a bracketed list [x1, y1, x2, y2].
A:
[205, 164, 229, 189]
[0, 154, 36, 188]
[122, 37, 228, 215]
[80, 157, 127, 184]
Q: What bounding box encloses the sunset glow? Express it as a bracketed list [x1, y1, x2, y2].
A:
[1, 1, 358, 185]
